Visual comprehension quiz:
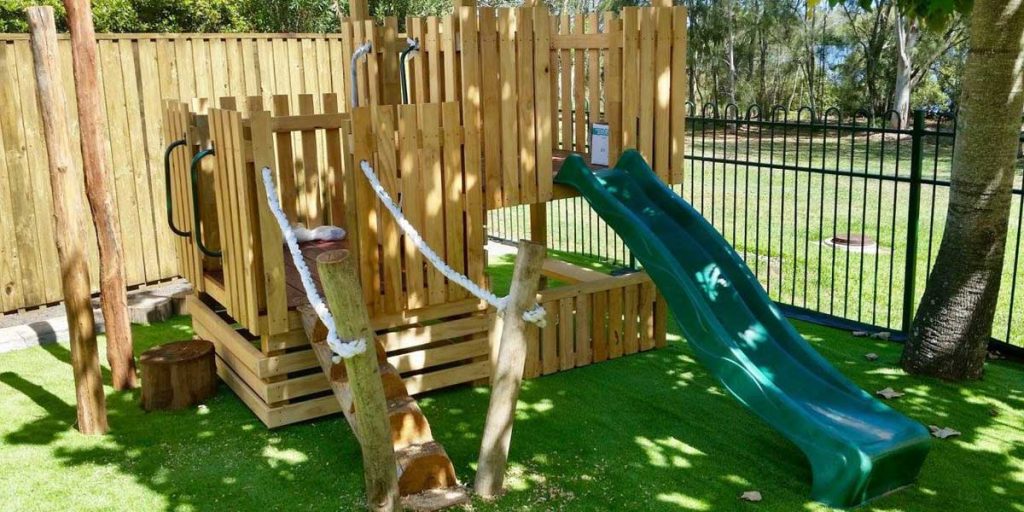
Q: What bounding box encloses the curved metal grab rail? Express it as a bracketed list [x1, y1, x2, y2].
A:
[164, 139, 190, 237]
[190, 148, 222, 258]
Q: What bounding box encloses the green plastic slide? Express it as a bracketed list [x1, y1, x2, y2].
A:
[554, 150, 931, 508]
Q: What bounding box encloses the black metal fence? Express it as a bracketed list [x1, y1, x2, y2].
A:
[487, 106, 1024, 348]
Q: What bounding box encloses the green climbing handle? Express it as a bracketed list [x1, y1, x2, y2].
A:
[164, 139, 190, 237]
[190, 148, 222, 258]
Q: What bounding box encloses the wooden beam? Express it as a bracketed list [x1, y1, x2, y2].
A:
[349, 0, 369, 20]
[317, 250, 400, 512]
[475, 240, 546, 497]
[26, 6, 108, 435]
[63, 0, 137, 390]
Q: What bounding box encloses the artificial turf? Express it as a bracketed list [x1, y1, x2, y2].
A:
[1, 285, 1022, 511]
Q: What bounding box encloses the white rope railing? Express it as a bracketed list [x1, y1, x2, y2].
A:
[261, 167, 366, 361]
[359, 160, 547, 328]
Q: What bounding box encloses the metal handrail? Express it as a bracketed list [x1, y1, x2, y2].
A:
[190, 148, 222, 258]
[164, 139, 190, 237]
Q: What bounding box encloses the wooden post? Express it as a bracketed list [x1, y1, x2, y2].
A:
[475, 240, 546, 497]
[26, 6, 108, 435]
[350, 0, 369, 20]
[64, 0, 137, 390]
[529, 203, 548, 288]
[317, 251, 400, 512]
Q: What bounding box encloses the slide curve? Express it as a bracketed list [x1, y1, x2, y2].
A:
[554, 150, 930, 508]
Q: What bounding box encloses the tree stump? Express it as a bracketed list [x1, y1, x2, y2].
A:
[140, 339, 216, 411]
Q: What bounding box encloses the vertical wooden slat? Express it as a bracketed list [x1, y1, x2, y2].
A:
[517, 6, 538, 204]
[654, 293, 668, 348]
[479, 8, 503, 209]
[365, 22, 381, 105]
[654, 7, 672, 180]
[541, 301, 558, 375]
[638, 8, 656, 163]
[574, 293, 592, 367]
[620, 8, 638, 153]
[459, 6, 486, 288]
[533, 7, 553, 201]
[608, 287, 624, 359]
[351, 106, 379, 312]
[573, 15, 586, 153]
[382, 18, 401, 105]
[298, 94, 321, 226]
[409, 18, 427, 104]
[426, 17, 443, 103]
[441, 102, 467, 301]
[623, 284, 639, 354]
[271, 95, 298, 220]
[398, 104, 425, 309]
[210, 110, 236, 318]
[558, 14, 572, 152]
[441, 15, 459, 102]
[605, 12, 622, 162]
[323, 93, 347, 227]
[498, 9, 520, 206]
[251, 109, 289, 335]
[0, 43, 33, 307]
[374, 105, 403, 313]
[639, 281, 656, 351]
[420, 103, 447, 305]
[587, 13, 600, 129]
[670, 6, 688, 184]
[591, 290, 608, 362]
[558, 297, 574, 371]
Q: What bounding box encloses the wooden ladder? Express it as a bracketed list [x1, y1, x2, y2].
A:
[298, 306, 470, 510]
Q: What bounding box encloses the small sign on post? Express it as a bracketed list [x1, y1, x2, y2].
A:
[591, 122, 609, 167]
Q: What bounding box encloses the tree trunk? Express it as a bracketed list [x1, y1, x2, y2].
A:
[64, 0, 137, 390]
[891, 15, 915, 129]
[902, 0, 1024, 380]
[27, 6, 109, 435]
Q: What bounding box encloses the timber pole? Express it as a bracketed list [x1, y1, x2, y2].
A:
[475, 240, 546, 497]
[27, 6, 108, 435]
[317, 251, 400, 512]
[63, 0, 137, 390]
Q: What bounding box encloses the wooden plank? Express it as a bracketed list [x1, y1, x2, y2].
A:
[251, 110, 290, 336]
[620, 8, 638, 153]
[382, 18, 401, 104]
[441, 102, 467, 301]
[398, 104, 426, 309]
[654, 7, 672, 180]
[419, 103, 447, 305]
[607, 287, 624, 359]
[381, 314, 491, 351]
[498, 9, 520, 206]
[573, 15, 586, 153]
[525, 321, 541, 378]
[441, 15, 458, 102]
[373, 105, 404, 313]
[478, 9, 502, 209]
[389, 336, 491, 374]
[409, 19, 427, 104]
[591, 290, 608, 362]
[517, 7, 538, 204]
[270, 112, 349, 132]
[670, 7, 688, 184]
[365, 21, 381, 105]
[587, 13, 600, 133]
[533, 7, 553, 201]
[540, 301, 558, 375]
[210, 109, 239, 322]
[298, 94, 321, 226]
[575, 293, 592, 366]
[558, 14, 572, 153]
[322, 94, 347, 228]
[558, 297, 574, 371]
[403, 359, 490, 395]
[351, 106, 379, 312]
[639, 281, 656, 351]
[541, 258, 605, 283]
[0, 43, 39, 307]
[654, 293, 668, 348]
[638, 8, 655, 162]
[458, 6, 486, 289]
[605, 13, 622, 162]
[209, 38, 229, 100]
[271, 96, 298, 220]
[623, 283, 639, 354]
[426, 17, 443, 103]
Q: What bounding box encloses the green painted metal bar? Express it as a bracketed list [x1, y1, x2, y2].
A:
[164, 139, 190, 237]
[190, 148, 221, 258]
[902, 110, 925, 334]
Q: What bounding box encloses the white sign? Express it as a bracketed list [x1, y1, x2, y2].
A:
[590, 122, 610, 167]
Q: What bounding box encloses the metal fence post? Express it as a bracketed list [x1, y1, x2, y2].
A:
[901, 109, 925, 334]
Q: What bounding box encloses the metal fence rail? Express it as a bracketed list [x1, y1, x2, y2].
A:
[487, 106, 1024, 348]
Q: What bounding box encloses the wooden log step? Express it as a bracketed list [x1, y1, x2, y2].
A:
[387, 397, 434, 451]
[395, 441, 459, 496]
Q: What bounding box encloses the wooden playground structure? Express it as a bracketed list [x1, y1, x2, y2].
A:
[161, 2, 687, 502]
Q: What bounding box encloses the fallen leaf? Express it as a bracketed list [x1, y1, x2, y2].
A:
[876, 387, 904, 400]
[852, 331, 869, 337]
[928, 425, 961, 439]
[739, 490, 762, 502]
[864, 353, 879, 361]
[871, 332, 892, 340]
[987, 351, 1004, 360]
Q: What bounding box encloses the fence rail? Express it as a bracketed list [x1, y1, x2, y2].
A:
[488, 106, 1024, 348]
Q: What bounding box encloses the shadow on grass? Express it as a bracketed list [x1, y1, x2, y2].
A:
[1, 315, 1022, 511]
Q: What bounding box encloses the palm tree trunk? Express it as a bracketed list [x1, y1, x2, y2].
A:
[902, 0, 1024, 380]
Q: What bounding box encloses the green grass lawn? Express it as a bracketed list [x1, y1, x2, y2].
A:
[2, 308, 1022, 510]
